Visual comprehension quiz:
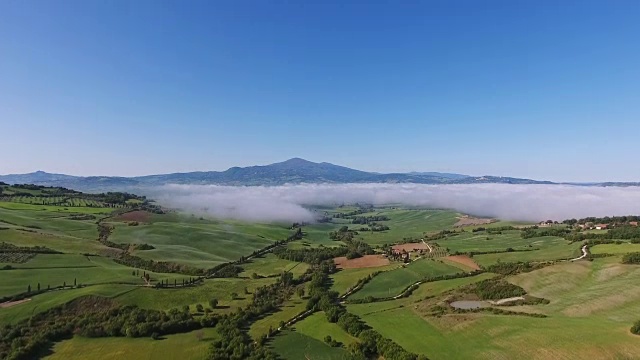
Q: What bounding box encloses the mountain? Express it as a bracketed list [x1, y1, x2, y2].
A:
[0, 158, 564, 192]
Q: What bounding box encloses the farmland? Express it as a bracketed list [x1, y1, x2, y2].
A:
[3, 182, 640, 360]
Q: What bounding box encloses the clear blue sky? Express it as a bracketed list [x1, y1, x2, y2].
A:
[1, 0, 638, 182]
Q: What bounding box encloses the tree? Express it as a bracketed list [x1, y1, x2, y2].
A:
[151, 332, 160, 340]
[209, 298, 218, 309]
[37, 283, 40, 291]
[74, 278, 77, 286]
[297, 287, 305, 299]
[132, 270, 136, 276]
[196, 304, 204, 312]
[27, 284, 31, 293]
[230, 292, 238, 300]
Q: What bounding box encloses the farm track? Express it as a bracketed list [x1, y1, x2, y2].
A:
[570, 245, 588, 261]
[489, 296, 525, 305]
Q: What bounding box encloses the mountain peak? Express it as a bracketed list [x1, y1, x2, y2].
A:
[274, 158, 317, 166]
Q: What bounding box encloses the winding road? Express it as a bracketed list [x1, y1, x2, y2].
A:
[421, 239, 433, 253]
[570, 245, 588, 261]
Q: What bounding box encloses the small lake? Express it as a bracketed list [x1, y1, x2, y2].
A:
[450, 300, 486, 309]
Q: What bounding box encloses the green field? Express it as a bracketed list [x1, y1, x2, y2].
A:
[350, 258, 463, 299]
[472, 240, 583, 267]
[330, 264, 399, 295]
[249, 298, 308, 339]
[45, 328, 218, 360]
[293, 311, 358, 346]
[436, 230, 563, 253]
[0, 254, 188, 297]
[271, 330, 349, 360]
[4, 191, 640, 360]
[350, 209, 459, 246]
[240, 253, 309, 278]
[590, 242, 640, 254]
[108, 215, 293, 268]
[346, 257, 640, 359]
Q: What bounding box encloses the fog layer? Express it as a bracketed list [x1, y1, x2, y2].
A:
[149, 183, 640, 223]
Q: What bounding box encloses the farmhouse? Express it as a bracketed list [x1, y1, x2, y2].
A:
[595, 224, 609, 230]
[630, 221, 638, 227]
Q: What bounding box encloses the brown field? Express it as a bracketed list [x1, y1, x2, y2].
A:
[444, 255, 481, 270]
[454, 215, 495, 227]
[392, 243, 429, 252]
[113, 211, 151, 223]
[334, 255, 390, 269]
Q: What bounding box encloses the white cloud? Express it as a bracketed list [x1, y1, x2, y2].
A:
[146, 183, 640, 223]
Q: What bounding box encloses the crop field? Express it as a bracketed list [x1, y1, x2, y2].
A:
[349, 258, 463, 299]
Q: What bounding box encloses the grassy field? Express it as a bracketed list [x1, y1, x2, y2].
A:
[293, 311, 358, 346]
[352, 209, 459, 246]
[0, 228, 107, 254]
[249, 298, 308, 339]
[0, 254, 185, 297]
[45, 328, 218, 360]
[270, 330, 348, 360]
[436, 230, 563, 253]
[109, 214, 293, 268]
[330, 264, 399, 295]
[240, 253, 309, 278]
[0, 284, 135, 324]
[345, 258, 640, 360]
[350, 259, 463, 299]
[6, 197, 640, 360]
[472, 240, 583, 267]
[116, 277, 277, 312]
[590, 242, 640, 254]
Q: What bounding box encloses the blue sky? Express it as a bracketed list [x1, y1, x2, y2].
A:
[0, 0, 638, 182]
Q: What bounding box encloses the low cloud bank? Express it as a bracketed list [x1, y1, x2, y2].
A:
[147, 183, 640, 223]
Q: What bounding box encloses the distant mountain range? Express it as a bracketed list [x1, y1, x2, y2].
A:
[0, 158, 635, 192]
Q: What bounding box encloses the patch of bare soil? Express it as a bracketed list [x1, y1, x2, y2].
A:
[113, 210, 151, 223]
[392, 243, 429, 252]
[444, 255, 481, 270]
[0, 298, 31, 308]
[454, 215, 495, 227]
[334, 255, 390, 269]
